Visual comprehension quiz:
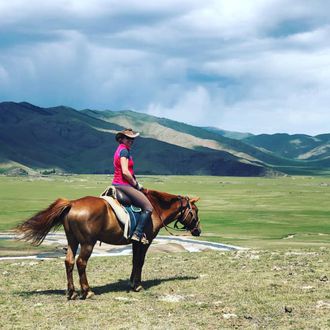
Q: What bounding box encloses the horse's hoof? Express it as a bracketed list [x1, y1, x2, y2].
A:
[133, 284, 143, 292]
[67, 291, 78, 300]
[85, 291, 95, 299]
[129, 280, 143, 292]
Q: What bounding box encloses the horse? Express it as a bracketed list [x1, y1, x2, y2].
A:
[15, 189, 201, 300]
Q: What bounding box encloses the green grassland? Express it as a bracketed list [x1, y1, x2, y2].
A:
[0, 249, 329, 329]
[0, 175, 329, 329]
[0, 174, 329, 249]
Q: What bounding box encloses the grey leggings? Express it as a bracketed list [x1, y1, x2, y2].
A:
[116, 185, 154, 212]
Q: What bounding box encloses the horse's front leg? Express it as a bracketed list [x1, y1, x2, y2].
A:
[130, 242, 150, 292]
[130, 242, 140, 290]
[76, 243, 95, 299]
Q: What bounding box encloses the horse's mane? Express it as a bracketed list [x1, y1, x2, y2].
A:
[144, 189, 178, 210]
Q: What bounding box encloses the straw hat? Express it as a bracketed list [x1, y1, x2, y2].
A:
[115, 128, 140, 141]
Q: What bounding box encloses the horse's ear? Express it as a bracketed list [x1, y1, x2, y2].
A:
[190, 197, 200, 204]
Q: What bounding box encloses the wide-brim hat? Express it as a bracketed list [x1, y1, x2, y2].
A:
[115, 128, 140, 141]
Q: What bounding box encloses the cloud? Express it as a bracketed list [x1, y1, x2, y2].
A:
[0, 0, 330, 134]
[147, 86, 218, 123]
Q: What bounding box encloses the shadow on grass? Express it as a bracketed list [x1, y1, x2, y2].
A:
[17, 289, 65, 297]
[94, 275, 198, 295]
[17, 275, 198, 297]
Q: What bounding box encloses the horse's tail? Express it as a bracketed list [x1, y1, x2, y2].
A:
[15, 198, 72, 246]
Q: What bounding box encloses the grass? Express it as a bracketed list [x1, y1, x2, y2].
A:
[0, 249, 329, 329]
[0, 175, 329, 329]
[0, 175, 329, 249]
[0, 239, 54, 257]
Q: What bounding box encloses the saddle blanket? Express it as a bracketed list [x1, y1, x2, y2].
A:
[100, 196, 141, 239]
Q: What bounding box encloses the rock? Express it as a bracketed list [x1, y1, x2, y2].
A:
[34, 303, 43, 307]
[301, 286, 314, 291]
[223, 313, 237, 319]
[316, 300, 330, 309]
[213, 301, 223, 306]
[115, 296, 138, 302]
[159, 294, 185, 303]
[320, 275, 328, 282]
[284, 306, 293, 313]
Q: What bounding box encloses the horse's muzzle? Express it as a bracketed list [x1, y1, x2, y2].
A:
[191, 228, 201, 236]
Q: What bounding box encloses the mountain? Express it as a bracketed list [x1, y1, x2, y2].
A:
[0, 102, 127, 172]
[0, 102, 273, 176]
[1, 101, 329, 176]
[81, 109, 300, 167]
[82, 108, 324, 172]
[243, 134, 330, 162]
[203, 127, 253, 140]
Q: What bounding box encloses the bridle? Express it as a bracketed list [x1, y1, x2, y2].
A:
[173, 196, 199, 232]
[146, 191, 200, 236]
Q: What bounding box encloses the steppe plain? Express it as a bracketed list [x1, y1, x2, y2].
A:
[0, 175, 329, 329]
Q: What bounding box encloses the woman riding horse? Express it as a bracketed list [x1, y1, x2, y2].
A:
[112, 128, 153, 244]
[16, 189, 200, 299]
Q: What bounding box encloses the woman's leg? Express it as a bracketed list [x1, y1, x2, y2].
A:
[116, 186, 153, 243]
[116, 186, 153, 212]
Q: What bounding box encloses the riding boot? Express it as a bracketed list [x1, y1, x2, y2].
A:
[131, 210, 152, 244]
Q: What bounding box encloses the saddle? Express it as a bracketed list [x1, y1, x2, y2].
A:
[100, 186, 141, 239]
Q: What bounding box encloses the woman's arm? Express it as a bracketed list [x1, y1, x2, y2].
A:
[120, 157, 137, 187]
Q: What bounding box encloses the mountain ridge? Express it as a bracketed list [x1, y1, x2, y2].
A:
[0, 102, 271, 176]
[0, 101, 329, 176]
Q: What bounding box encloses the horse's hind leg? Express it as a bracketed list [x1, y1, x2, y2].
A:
[76, 243, 95, 299]
[65, 235, 79, 300]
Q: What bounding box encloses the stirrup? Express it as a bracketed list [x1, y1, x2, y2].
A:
[140, 233, 149, 245]
[131, 233, 149, 245]
[131, 233, 140, 242]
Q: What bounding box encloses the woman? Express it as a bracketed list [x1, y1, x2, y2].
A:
[112, 128, 153, 244]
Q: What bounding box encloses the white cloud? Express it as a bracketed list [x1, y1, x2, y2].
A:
[147, 86, 216, 123]
[1, 0, 330, 134]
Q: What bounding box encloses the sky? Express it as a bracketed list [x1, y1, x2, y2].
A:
[1, 0, 330, 135]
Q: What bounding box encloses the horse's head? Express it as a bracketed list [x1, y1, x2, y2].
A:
[175, 196, 201, 236]
[144, 189, 201, 236]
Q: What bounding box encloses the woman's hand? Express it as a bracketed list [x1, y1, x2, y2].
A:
[135, 182, 144, 191]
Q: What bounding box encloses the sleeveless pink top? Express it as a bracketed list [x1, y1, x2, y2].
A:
[112, 144, 135, 185]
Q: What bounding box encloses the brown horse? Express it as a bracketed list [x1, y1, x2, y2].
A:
[16, 189, 200, 300]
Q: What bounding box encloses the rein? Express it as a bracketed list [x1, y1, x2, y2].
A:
[173, 196, 193, 231]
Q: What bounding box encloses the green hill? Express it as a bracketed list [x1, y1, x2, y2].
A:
[243, 133, 330, 162]
[1, 102, 329, 176]
[203, 126, 253, 140]
[82, 108, 320, 172]
[0, 102, 271, 176]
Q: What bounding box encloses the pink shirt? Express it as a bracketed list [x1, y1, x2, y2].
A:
[112, 144, 135, 185]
